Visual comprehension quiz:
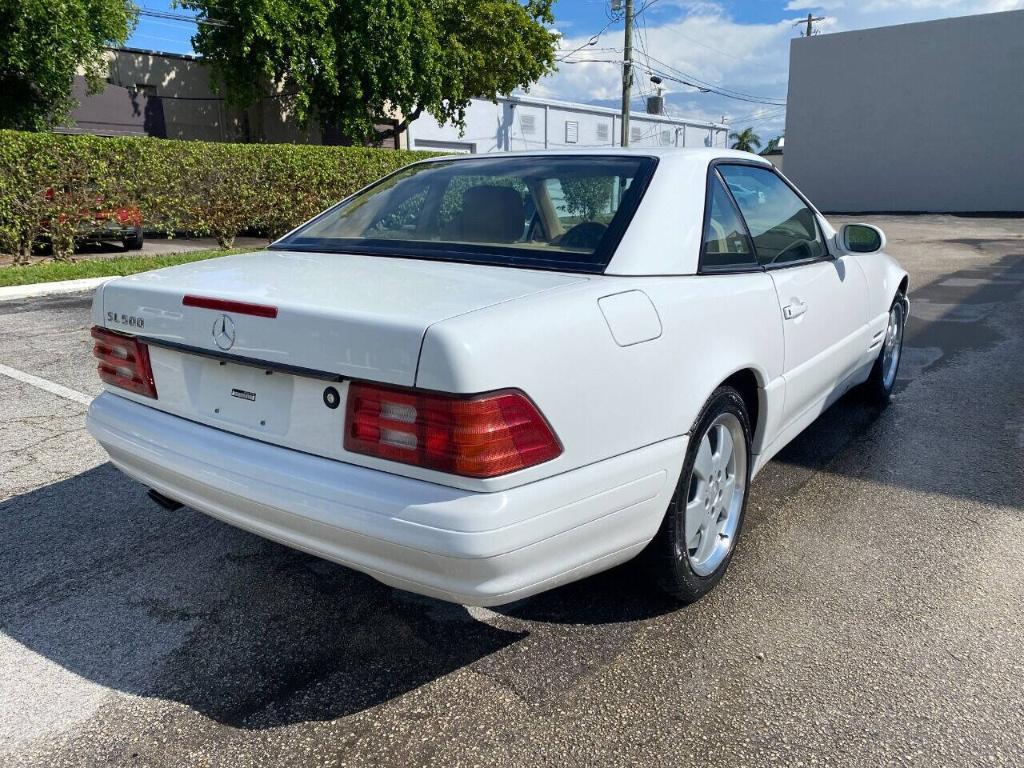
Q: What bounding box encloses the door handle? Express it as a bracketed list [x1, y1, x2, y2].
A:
[783, 300, 807, 320]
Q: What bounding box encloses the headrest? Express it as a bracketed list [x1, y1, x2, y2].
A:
[457, 185, 525, 243]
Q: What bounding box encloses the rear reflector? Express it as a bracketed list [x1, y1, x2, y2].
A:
[344, 383, 561, 478]
[182, 295, 278, 318]
[91, 326, 157, 398]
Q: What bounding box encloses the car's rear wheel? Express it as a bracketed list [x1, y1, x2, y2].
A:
[862, 295, 905, 406]
[645, 386, 752, 603]
[122, 229, 144, 251]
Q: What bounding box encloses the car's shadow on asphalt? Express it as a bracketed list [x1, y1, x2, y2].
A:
[0, 392, 916, 729]
[0, 465, 528, 729]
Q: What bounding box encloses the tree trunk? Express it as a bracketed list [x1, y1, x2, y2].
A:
[374, 106, 424, 144]
[15, 236, 32, 266]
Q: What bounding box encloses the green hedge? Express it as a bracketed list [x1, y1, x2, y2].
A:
[0, 130, 439, 261]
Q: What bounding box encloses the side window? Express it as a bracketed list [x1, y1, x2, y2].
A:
[718, 165, 826, 266]
[701, 172, 757, 271]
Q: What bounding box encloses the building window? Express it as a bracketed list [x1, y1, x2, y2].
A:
[596, 123, 609, 142]
[520, 114, 536, 135]
[630, 126, 642, 143]
[661, 129, 672, 146]
[564, 121, 579, 144]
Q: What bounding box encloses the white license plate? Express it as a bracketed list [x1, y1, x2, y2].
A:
[196, 360, 294, 433]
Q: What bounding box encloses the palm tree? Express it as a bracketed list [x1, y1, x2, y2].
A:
[729, 127, 763, 153]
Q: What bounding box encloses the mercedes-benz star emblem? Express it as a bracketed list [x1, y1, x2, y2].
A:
[212, 314, 236, 351]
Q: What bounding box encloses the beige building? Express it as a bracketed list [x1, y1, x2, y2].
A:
[65, 47, 403, 147]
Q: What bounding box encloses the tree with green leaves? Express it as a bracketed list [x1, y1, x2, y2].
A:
[762, 135, 783, 154]
[180, 0, 559, 144]
[729, 127, 763, 153]
[562, 176, 614, 222]
[0, 0, 136, 131]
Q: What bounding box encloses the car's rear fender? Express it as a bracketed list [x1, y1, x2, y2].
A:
[416, 272, 784, 492]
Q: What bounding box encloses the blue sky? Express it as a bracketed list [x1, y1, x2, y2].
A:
[128, 0, 1024, 140]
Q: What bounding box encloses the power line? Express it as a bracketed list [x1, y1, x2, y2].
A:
[559, 1, 785, 120]
[637, 51, 786, 104]
[727, 106, 787, 123]
[555, 15, 621, 62]
[634, 0, 746, 64]
[620, 0, 785, 102]
[134, 5, 229, 28]
[562, 55, 787, 106]
[646, 69, 784, 105]
[633, 10, 652, 105]
[129, 31, 191, 47]
[663, 29, 746, 63]
[745, 109, 787, 126]
[634, 0, 667, 14]
[555, 47, 622, 54]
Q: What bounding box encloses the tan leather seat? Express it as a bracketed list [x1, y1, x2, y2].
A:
[454, 185, 525, 243]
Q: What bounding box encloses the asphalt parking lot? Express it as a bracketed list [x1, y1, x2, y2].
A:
[1, 214, 1022, 767]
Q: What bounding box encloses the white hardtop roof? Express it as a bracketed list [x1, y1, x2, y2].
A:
[418, 147, 768, 163]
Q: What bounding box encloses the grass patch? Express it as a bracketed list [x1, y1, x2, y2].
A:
[0, 248, 252, 288]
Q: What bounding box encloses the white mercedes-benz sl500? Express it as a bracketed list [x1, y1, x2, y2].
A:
[86, 148, 908, 606]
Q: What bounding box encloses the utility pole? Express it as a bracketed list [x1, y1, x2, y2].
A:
[620, 0, 634, 147]
[796, 12, 824, 37]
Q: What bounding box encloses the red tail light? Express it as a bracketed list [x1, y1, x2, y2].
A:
[115, 207, 142, 226]
[344, 383, 561, 478]
[91, 326, 157, 398]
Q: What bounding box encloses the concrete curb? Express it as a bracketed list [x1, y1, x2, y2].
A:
[0, 276, 110, 302]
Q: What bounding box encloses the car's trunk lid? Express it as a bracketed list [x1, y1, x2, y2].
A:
[101, 249, 586, 386]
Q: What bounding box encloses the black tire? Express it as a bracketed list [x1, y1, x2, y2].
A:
[643, 386, 753, 603]
[862, 294, 906, 407]
[122, 229, 144, 251]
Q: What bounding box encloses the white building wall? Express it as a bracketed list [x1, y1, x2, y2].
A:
[784, 9, 1024, 212]
[407, 94, 727, 154]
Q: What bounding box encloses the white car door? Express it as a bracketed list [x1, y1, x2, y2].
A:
[717, 163, 869, 434]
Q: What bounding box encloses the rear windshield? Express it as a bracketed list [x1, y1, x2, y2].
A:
[271, 155, 657, 273]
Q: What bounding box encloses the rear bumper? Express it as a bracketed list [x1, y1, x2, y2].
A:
[87, 393, 684, 606]
[75, 223, 140, 240]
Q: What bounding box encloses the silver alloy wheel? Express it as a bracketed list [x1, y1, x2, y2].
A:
[681, 412, 747, 577]
[881, 301, 905, 390]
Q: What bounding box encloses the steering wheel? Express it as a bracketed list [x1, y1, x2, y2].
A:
[559, 221, 608, 250]
[763, 238, 810, 265]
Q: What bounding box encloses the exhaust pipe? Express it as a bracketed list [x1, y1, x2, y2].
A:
[147, 488, 184, 511]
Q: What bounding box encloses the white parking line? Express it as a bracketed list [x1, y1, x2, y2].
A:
[0, 363, 93, 407]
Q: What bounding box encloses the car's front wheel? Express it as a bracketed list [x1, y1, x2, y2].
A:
[645, 386, 752, 603]
[862, 294, 906, 406]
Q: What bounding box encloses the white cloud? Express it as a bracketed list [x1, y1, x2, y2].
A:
[857, 0, 1021, 14]
[862, 0, 958, 10]
[785, 1, 844, 10]
[537, 0, 1024, 139]
[538, 5, 792, 134]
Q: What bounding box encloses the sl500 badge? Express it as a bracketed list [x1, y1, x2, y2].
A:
[106, 311, 145, 329]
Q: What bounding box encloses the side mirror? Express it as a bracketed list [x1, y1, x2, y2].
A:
[839, 223, 886, 253]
